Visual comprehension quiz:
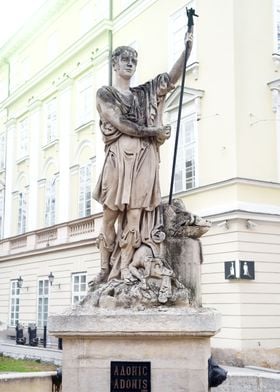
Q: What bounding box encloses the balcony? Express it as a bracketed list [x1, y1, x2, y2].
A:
[0, 214, 102, 259]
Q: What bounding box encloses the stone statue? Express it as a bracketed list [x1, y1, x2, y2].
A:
[91, 33, 193, 286]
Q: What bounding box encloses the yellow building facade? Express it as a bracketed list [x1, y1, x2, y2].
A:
[0, 0, 280, 364]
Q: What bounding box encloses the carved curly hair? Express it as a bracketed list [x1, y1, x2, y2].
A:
[112, 46, 138, 68]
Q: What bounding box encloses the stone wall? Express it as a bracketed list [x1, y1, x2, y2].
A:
[0, 371, 56, 392]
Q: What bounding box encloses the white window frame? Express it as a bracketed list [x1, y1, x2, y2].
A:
[37, 279, 49, 328]
[273, 0, 280, 52]
[169, 98, 198, 193]
[0, 133, 5, 170]
[168, 1, 197, 69]
[0, 189, 4, 239]
[77, 73, 93, 126]
[79, 163, 92, 217]
[9, 280, 20, 327]
[72, 272, 87, 305]
[18, 191, 27, 234]
[45, 98, 57, 144]
[18, 118, 29, 158]
[45, 176, 56, 226]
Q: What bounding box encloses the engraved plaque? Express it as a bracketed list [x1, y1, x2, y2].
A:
[111, 361, 151, 392]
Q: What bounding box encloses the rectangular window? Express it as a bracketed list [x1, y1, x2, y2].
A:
[79, 164, 92, 217]
[18, 118, 28, 158]
[18, 192, 27, 234]
[0, 133, 5, 169]
[72, 273, 87, 305]
[169, 1, 196, 67]
[77, 73, 93, 126]
[0, 190, 4, 239]
[10, 280, 20, 327]
[173, 114, 197, 193]
[275, 0, 280, 52]
[46, 98, 57, 143]
[45, 177, 56, 226]
[37, 279, 49, 328]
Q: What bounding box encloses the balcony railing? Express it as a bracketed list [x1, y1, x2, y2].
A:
[0, 214, 102, 258]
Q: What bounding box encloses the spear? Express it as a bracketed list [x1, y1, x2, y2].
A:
[168, 7, 198, 205]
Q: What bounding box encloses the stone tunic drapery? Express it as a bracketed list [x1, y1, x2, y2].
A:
[93, 73, 174, 279]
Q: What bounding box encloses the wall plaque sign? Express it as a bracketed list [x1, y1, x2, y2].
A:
[111, 361, 151, 392]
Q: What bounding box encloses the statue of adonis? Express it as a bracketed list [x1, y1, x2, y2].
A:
[91, 31, 193, 286]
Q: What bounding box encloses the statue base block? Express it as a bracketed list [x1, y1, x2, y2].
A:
[49, 307, 221, 392]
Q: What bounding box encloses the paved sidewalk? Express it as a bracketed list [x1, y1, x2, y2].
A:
[0, 341, 62, 365]
[212, 366, 280, 391]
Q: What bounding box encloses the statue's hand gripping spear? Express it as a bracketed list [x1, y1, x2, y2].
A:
[168, 7, 198, 205]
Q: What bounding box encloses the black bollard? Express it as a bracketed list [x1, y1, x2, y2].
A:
[43, 325, 47, 348]
[52, 367, 62, 392]
[208, 356, 228, 388]
[16, 324, 26, 345]
[58, 338, 63, 350]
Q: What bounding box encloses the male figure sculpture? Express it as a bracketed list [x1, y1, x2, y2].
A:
[92, 33, 193, 284]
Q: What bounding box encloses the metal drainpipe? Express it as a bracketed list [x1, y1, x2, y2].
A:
[1, 58, 11, 239]
[108, 0, 113, 86]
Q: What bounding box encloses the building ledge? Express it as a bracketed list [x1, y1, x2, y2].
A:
[16, 155, 29, 165]
[0, 213, 102, 260]
[42, 138, 59, 151]
[75, 120, 95, 133]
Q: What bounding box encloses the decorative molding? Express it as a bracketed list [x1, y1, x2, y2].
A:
[42, 139, 59, 151]
[272, 53, 280, 71]
[5, 118, 17, 129]
[27, 99, 42, 112]
[70, 164, 79, 175]
[201, 208, 280, 224]
[16, 156, 29, 165]
[186, 62, 200, 80]
[75, 120, 95, 134]
[165, 86, 204, 113]
[267, 79, 280, 112]
[1, 21, 112, 110]
[38, 178, 46, 187]
[56, 76, 74, 92]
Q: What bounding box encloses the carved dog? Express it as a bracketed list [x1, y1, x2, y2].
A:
[163, 199, 211, 238]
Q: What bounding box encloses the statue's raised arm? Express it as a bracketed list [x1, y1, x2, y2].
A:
[169, 7, 197, 84]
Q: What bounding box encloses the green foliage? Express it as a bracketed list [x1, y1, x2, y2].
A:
[0, 356, 56, 372]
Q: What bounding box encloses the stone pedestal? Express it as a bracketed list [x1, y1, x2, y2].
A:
[49, 308, 221, 392]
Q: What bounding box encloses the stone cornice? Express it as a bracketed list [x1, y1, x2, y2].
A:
[1, 20, 111, 111]
[162, 177, 280, 201]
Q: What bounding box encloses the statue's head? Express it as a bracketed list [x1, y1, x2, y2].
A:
[112, 46, 138, 78]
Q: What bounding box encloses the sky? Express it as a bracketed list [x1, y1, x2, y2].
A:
[0, 0, 47, 48]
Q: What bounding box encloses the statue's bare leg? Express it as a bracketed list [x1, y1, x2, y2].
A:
[94, 207, 119, 284]
[120, 208, 142, 281]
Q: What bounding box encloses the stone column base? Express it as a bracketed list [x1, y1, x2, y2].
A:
[49, 307, 221, 392]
